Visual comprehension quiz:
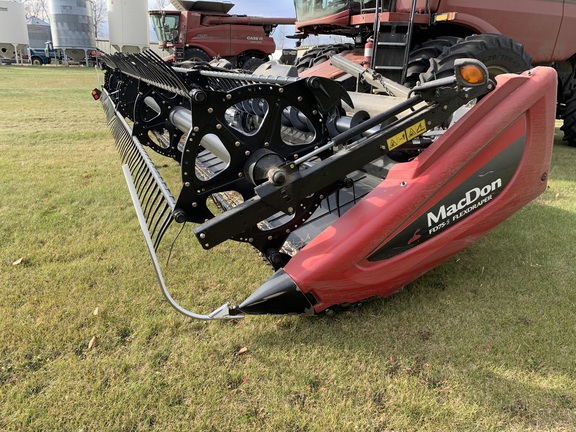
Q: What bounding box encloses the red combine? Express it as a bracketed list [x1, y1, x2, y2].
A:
[149, 0, 295, 70]
[292, 0, 576, 146]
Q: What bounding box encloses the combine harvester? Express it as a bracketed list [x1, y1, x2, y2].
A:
[94, 48, 556, 320]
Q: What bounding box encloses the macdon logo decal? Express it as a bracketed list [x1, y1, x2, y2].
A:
[367, 134, 525, 262]
[427, 178, 502, 229]
[247, 36, 263, 41]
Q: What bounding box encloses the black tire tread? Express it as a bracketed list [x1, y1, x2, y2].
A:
[420, 34, 532, 82]
[404, 36, 461, 87]
[561, 94, 576, 147]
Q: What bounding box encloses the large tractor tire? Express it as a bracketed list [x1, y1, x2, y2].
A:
[419, 34, 532, 83]
[184, 48, 211, 63]
[560, 94, 576, 147]
[296, 43, 355, 73]
[242, 57, 265, 72]
[404, 36, 461, 87]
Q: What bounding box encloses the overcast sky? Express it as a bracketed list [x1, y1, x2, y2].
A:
[226, 1, 296, 18]
[148, 0, 296, 18]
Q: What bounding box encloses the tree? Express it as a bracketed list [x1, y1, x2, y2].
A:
[90, 0, 108, 38]
[21, 0, 49, 22]
[21, 0, 108, 38]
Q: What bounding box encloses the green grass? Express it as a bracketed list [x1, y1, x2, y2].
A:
[1, 64, 575, 431]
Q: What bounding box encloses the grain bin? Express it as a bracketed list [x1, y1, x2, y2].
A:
[0, 1, 29, 64]
[48, 0, 96, 62]
[107, 0, 149, 53]
[27, 17, 52, 49]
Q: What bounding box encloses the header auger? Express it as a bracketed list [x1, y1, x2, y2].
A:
[95, 50, 556, 319]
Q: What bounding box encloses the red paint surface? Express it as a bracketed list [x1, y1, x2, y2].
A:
[283, 67, 557, 313]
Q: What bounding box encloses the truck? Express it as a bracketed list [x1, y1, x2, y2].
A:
[28, 43, 60, 66]
[149, 0, 296, 70]
[27, 43, 102, 66]
[291, 0, 576, 146]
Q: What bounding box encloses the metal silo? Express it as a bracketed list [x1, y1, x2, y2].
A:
[0, 1, 29, 64]
[48, 0, 96, 63]
[107, 0, 149, 53]
[27, 17, 52, 49]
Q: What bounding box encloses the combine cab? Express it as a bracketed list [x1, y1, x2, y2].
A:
[94, 49, 556, 319]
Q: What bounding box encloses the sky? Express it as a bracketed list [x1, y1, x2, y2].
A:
[147, 0, 296, 18]
[224, 0, 296, 18]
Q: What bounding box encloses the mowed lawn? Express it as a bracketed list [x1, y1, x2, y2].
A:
[1, 64, 575, 431]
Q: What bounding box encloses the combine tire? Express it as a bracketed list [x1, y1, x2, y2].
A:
[184, 48, 211, 63]
[419, 34, 532, 83]
[561, 94, 576, 147]
[296, 43, 355, 73]
[242, 57, 265, 72]
[404, 36, 461, 87]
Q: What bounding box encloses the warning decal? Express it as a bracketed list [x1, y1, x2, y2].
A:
[387, 120, 427, 151]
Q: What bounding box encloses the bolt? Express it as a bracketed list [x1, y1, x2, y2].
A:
[193, 126, 199, 132]
[235, 141, 241, 147]
[184, 181, 190, 187]
[173, 209, 187, 223]
[199, 233, 206, 239]
[216, 124, 222, 129]
[226, 94, 232, 100]
[400, 181, 407, 187]
[271, 170, 287, 185]
[245, 150, 251, 156]
[208, 108, 213, 113]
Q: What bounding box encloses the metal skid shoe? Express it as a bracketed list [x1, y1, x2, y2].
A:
[96, 51, 556, 319]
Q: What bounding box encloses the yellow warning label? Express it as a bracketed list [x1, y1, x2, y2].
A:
[406, 120, 427, 140]
[387, 130, 407, 151]
[387, 119, 428, 150]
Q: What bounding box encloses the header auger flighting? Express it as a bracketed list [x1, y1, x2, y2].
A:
[95, 49, 556, 319]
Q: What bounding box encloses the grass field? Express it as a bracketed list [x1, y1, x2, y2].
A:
[1, 64, 575, 431]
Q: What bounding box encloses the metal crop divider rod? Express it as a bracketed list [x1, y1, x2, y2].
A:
[112, 103, 242, 320]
